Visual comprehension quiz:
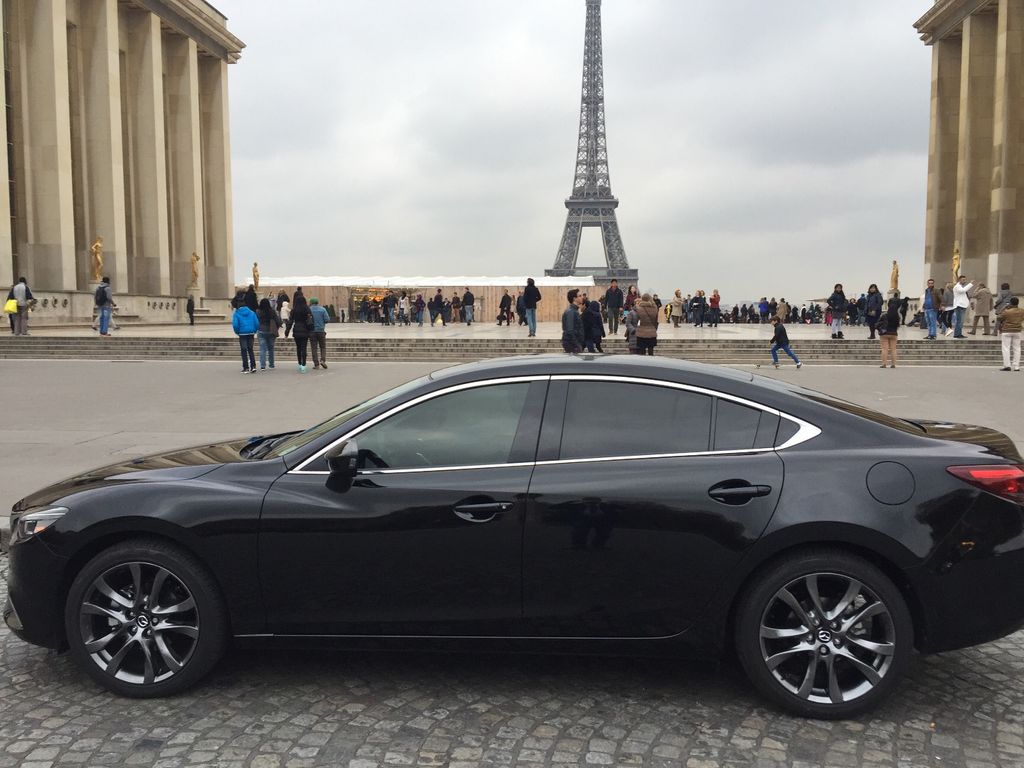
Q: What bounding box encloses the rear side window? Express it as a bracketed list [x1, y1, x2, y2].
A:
[714, 400, 779, 451]
[560, 382, 713, 460]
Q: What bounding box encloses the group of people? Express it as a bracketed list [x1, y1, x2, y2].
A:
[560, 286, 663, 356]
[231, 285, 331, 373]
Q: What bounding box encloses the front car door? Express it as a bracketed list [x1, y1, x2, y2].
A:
[258, 378, 547, 636]
[522, 376, 787, 638]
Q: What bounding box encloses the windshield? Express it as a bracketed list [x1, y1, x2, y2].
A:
[264, 376, 430, 459]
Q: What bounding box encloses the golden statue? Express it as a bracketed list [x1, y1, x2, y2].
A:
[252, 261, 260, 290]
[90, 236, 104, 282]
[190, 251, 200, 288]
[952, 243, 961, 280]
[889, 260, 899, 293]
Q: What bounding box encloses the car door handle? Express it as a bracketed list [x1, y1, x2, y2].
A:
[708, 483, 772, 504]
[453, 502, 513, 523]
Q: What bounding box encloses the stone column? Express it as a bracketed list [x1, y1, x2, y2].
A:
[990, 0, 1024, 290]
[125, 9, 169, 295]
[924, 36, 963, 285]
[80, 0, 128, 290]
[164, 35, 205, 297]
[0, 4, 12, 290]
[954, 13, 997, 283]
[200, 56, 233, 301]
[18, 0, 76, 290]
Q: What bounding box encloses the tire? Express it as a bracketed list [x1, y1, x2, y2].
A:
[64, 538, 228, 698]
[734, 549, 913, 719]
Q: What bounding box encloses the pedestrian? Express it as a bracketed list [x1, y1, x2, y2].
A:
[624, 305, 640, 353]
[709, 289, 721, 327]
[670, 289, 685, 328]
[450, 294, 461, 325]
[95, 276, 114, 336]
[498, 290, 512, 325]
[431, 289, 445, 326]
[397, 291, 409, 325]
[11, 276, 33, 336]
[462, 287, 475, 325]
[280, 297, 292, 337]
[690, 290, 707, 327]
[920, 277, 941, 339]
[624, 284, 639, 312]
[257, 298, 281, 370]
[776, 297, 790, 324]
[769, 316, 802, 369]
[878, 295, 901, 369]
[864, 284, 883, 339]
[941, 282, 955, 335]
[244, 283, 259, 312]
[583, 300, 605, 353]
[827, 284, 846, 339]
[758, 297, 770, 324]
[561, 288, 585, 354]
[186, 294, 195, 326]
[290, 294, 312, 372]
[969, 282, 993, 335]
[998, 297, 1023, 372]
[414, 293, 426, 326]
[308, 297, 330, 370]
[515, 291, 526, 326]
[952, 274, 973, 338]
[4, 285, 14, 334]
[232, 299, 259, 373]
[635, 292, 660, 356]
[994, 282, 1013, 333]
[523, 277, 541, 337]
[604, 279, 624, 334]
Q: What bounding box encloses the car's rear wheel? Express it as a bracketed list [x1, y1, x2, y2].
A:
[735, 549, 913, 719]
[64, 539, 227, 697]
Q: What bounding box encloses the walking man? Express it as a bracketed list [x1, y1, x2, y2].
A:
[969, 282, 993, 335]
[769, 316, 802, 369]
[96, 276, 114, 336]
[309, 297, 330, 369]
[186, 294, 195, 326]
[498, 290, 512, 325]
[604, 279, 624, 334]
[921, 278, 941, 339]
[11, 276, 32, 336]
[462, 288, 475, 325]
[524, 278, 541, 337]
[561, 289, 584, 354]
[999, 297, 1023, 372]
[952, 275, 973, 338]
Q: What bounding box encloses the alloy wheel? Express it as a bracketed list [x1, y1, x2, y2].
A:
[759, 572, 896, 705]
[78, 561, 200, 685]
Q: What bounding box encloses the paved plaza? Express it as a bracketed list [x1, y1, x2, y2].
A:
[1, 360, 1023, 768]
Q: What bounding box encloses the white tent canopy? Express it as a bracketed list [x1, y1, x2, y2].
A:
[253, 275, 597, 288]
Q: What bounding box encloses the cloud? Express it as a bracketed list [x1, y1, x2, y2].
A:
[220, 0, 936, 303]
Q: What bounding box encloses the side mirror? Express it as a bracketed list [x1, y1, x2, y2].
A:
[326, 440, 359, 480]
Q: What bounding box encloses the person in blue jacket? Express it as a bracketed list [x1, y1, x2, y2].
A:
[232, 303, 259, 373]
[309, 297, 330, 370]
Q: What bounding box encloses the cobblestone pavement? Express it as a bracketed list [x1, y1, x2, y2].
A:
[2, 556, 1024, 768]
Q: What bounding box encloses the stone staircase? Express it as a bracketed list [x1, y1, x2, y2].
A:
[0, 335, 1004, 365]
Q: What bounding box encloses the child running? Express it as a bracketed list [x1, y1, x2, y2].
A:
[770, 316, 802, 369]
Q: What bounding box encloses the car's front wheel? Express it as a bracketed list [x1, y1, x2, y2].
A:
[64, 539, 227, 697]
[735, 549, 913, 719]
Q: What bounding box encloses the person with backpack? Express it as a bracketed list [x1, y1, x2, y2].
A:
[309, 297, 330, 370]
[256, 298, 281, 370]
[878, 295, 902, 368]
[95, 277, 114, 337]
[231, 300, 259, 373]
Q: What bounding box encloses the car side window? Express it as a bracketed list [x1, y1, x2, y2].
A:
[560, 382, 712, 460]
[354, 383, 531, 470]
[714, 399, 777, 451]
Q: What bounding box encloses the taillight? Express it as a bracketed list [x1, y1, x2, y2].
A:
[947, 465, 1024, 504]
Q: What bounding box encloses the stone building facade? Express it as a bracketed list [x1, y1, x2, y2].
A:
[915, 0, 1024, 290]
[0, 0, 243, 321]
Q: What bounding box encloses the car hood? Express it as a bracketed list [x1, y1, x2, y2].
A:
[914, 420, 1023, 463]
[11, 437, 253, 512]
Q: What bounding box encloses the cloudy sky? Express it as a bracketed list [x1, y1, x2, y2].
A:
[218, 0, 936, 303]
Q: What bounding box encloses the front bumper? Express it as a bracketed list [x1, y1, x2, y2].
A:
[3, 593, 23, 633]
[5, 536, 69, 650]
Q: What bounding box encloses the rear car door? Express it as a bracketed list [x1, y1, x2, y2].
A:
[259, 378, 547, 636]
[521, 376, 784, 638]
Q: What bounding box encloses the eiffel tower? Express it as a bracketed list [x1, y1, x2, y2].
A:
[546, 0, 638, 282]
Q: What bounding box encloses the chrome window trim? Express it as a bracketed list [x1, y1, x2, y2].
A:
[289, 376, 550, 474]
[288, 372, 821, 476]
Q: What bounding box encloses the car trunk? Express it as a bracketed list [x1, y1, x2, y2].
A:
[912, 420, 1023, 463]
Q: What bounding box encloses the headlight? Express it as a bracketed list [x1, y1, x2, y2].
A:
[10, 507, 68, 545]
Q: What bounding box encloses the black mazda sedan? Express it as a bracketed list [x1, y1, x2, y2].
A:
[5, 356, 1024, 718]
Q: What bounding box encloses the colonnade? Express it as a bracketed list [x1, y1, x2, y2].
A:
[0, 0, 242, 301]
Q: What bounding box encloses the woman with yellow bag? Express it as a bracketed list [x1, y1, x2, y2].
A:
[4, 286, 17, 334]
[9, 276, 33, 335]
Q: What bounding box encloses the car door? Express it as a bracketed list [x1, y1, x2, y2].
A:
[259, 378, 547, 636]
[521, 377, 784, 638]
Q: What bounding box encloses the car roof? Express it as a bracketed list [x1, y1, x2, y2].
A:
[428, 354, 753, 382]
